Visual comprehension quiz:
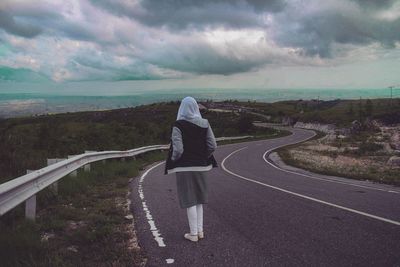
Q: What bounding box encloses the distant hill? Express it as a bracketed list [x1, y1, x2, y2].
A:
[227, 98, 400, 126]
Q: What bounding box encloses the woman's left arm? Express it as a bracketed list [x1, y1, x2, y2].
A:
[206, 125, 217, 157]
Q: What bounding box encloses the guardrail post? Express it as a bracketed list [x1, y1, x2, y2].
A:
[47, 158, 66, 194]
[67, 155, 78, 177]
[25, 195, 36, 220]
[84, 164, 91, 172]
[25, 170, 36, 220]
[84, 151, 95, 172]
[51, 182, 58, 194]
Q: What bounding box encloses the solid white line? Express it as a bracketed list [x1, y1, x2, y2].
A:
[262, 132, 400, 194]
[222, 147, 400, 226]
[138, 161, 167, 247]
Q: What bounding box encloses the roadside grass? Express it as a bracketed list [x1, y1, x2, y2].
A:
[0, 151, 166, 267]
[275, 129, 326, 152]
[275, 130, 326, 178]
[278, 151, 400, 185]
[276, 130, 400, 186]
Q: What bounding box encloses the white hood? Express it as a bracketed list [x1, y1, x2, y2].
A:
[176, 97, 208, 128]
[177, 97, 202, 120]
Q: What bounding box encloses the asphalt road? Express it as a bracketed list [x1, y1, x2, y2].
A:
[130, 127, 400, 266]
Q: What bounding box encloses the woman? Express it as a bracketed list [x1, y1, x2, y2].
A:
[165, 97, 218, 242]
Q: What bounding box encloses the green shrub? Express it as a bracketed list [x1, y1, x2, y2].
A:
[237, 115, 253, 133]
[357, 141, 383, 155]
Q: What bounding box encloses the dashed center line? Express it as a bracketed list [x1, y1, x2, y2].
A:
[166, 258, 175, 264]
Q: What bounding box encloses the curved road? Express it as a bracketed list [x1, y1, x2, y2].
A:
[130, 128, 400, 266]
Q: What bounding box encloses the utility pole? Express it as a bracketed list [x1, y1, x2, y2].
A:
[388, 85, 400, 111]
[389, 85, 394, 108]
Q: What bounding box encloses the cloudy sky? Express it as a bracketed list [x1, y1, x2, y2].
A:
[0, 0, 399, 91]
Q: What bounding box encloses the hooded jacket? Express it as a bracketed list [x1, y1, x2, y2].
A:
[165, 97, 217, 174]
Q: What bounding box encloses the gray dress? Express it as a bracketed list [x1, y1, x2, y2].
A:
[171, 117, 217, 209]
[176, 171, 208, 208]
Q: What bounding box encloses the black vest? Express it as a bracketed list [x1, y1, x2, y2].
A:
[165, 120, 218, 174]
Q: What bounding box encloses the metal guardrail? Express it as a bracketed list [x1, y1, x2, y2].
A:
[0, 136, 252, 218]
[0, 145, 168, 217]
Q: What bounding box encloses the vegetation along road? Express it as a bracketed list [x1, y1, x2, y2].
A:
[131, 127, 400, 266]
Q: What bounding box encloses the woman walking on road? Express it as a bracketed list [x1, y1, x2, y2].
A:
[165, 96, 218, 242]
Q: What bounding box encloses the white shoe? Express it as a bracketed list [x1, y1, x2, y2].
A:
[184, 233, 198, 242]
[198, 232, 204, 239]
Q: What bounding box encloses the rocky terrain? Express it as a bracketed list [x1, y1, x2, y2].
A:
[280, 121, 400, 185]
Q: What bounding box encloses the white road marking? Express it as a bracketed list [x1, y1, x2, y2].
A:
[222, 147, 400, 226]
[138, 162, 167, 247]
[166, 258, 175, 264]
[262, 132, 400, 194]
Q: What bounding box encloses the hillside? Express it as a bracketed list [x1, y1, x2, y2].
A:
[1, 97, 399, 183]
[227, 98, 400, 126]
[0, 101, 276, 183]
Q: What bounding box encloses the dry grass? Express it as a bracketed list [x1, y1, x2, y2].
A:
[278, 127, 400, 186]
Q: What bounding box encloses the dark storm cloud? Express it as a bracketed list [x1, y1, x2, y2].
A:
[137, 4, 261, 30]
[93, 0, 286, 30]
[272, 4, 400, 57]
[0, 5, 98, 43]
[142, 41, 271, 75]
[71, 50, 168, 81]
[0, 10, 42, 38]
[138, 0, 287, 14]
[0, 66, 48, 81]
[350, 0, 396, 9]
[54, 21, 98, 42]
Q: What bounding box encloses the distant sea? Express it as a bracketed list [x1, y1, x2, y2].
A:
[0, 88, 395, 118]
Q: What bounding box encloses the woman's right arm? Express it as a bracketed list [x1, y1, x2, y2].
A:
[171, 126, 184, 161]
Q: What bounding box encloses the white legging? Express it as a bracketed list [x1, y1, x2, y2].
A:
[186, 204, 203, 235]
